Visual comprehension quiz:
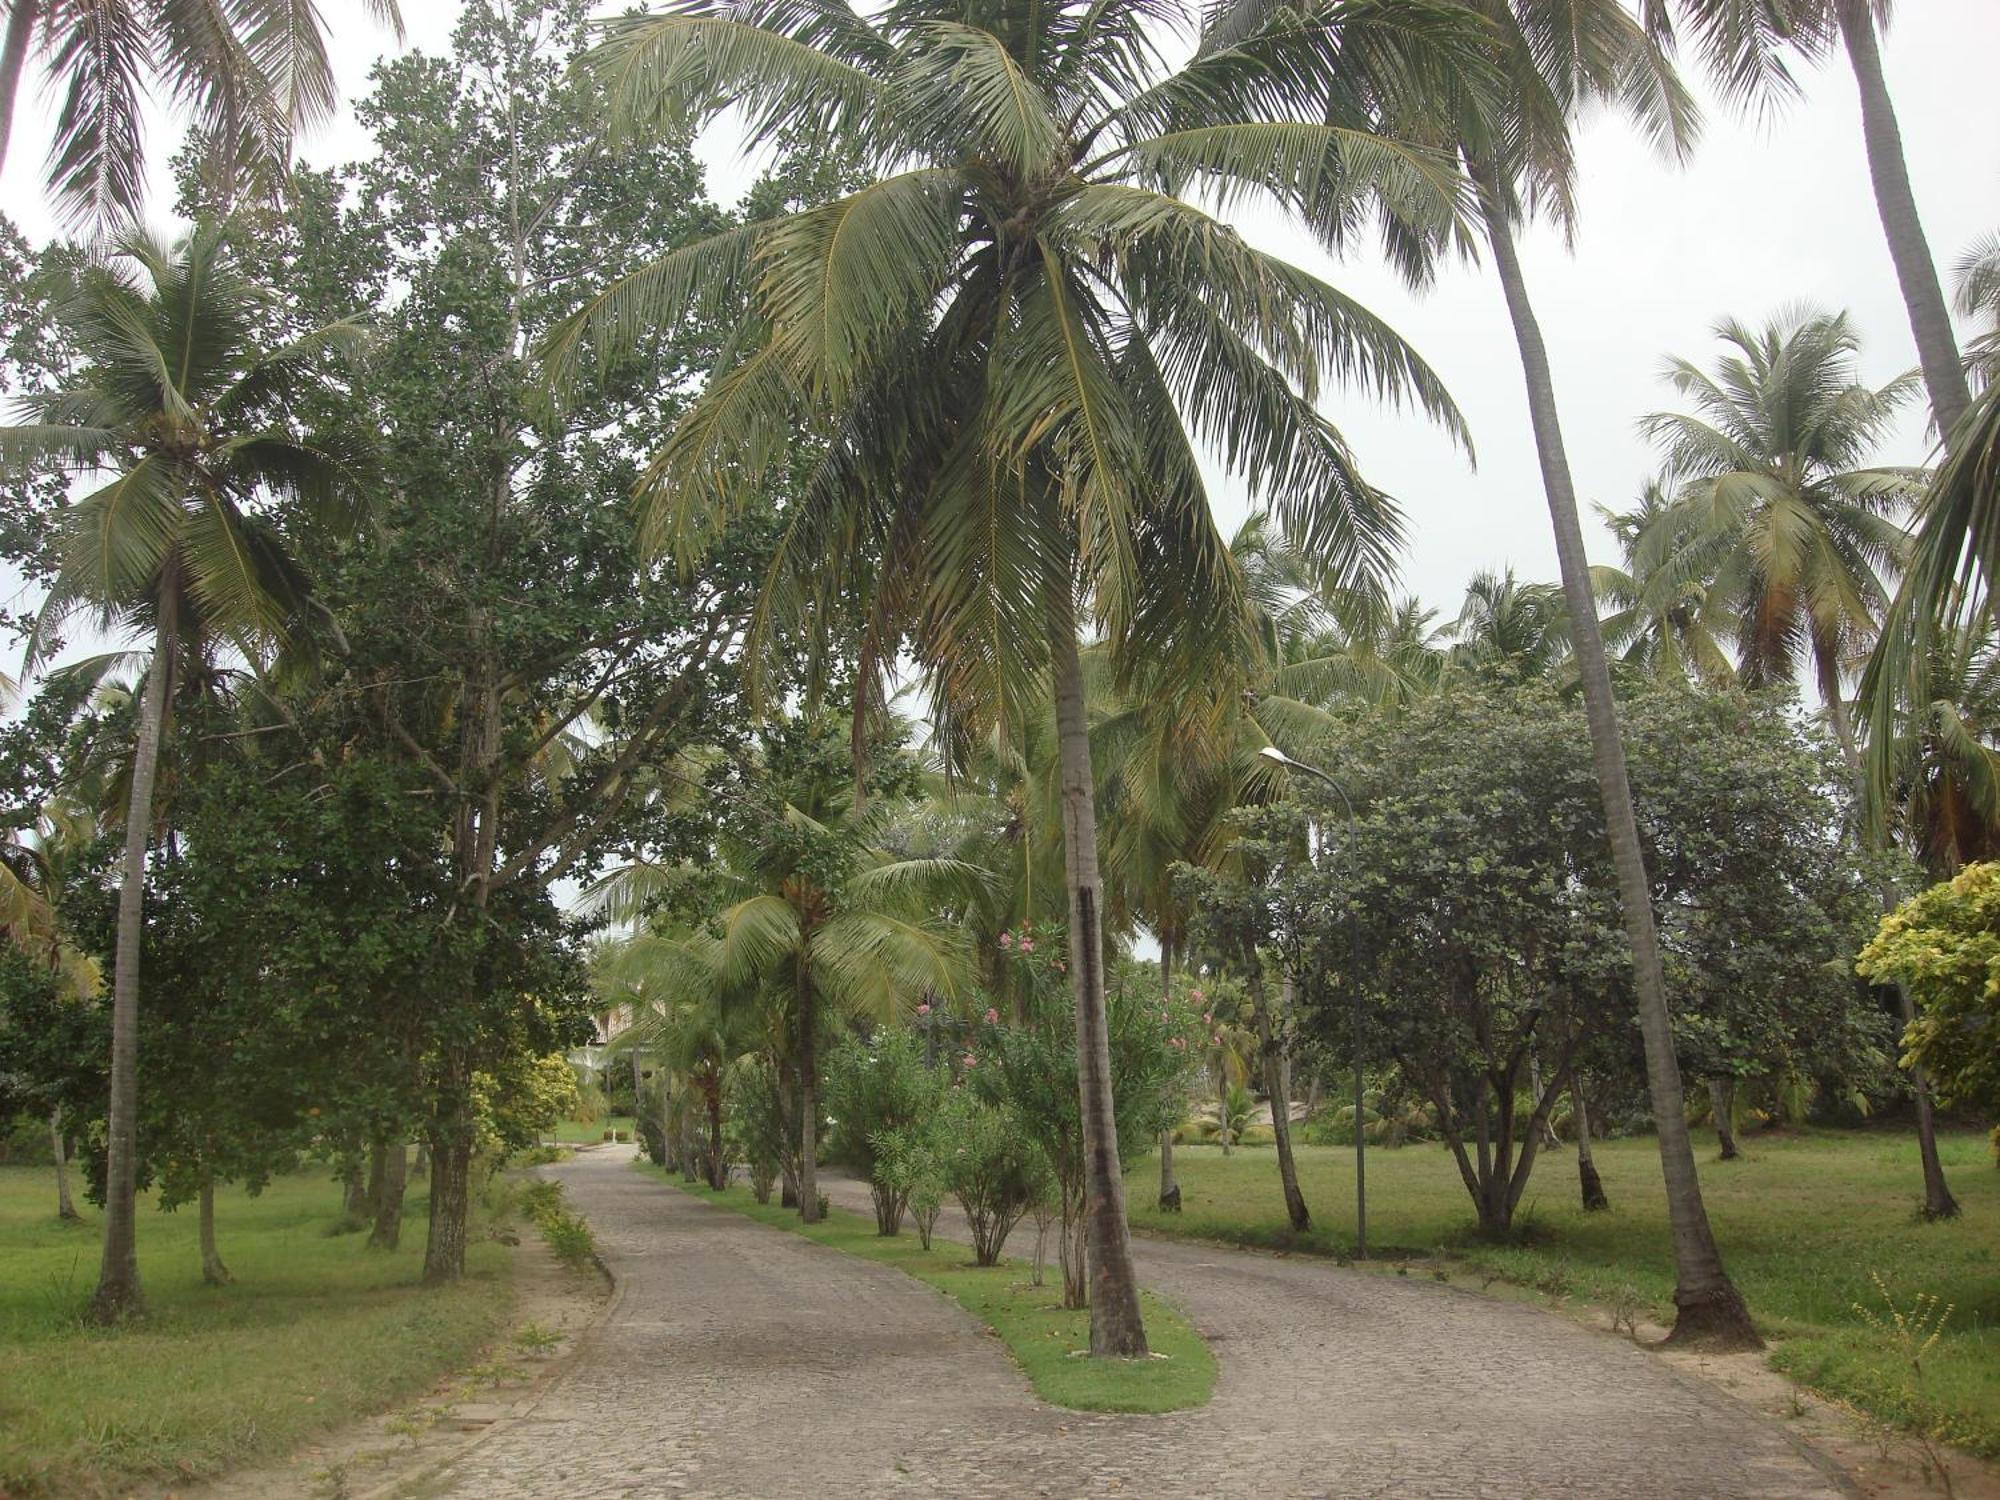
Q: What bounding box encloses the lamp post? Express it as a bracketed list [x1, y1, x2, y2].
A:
[1259, 746, 1367, 1260]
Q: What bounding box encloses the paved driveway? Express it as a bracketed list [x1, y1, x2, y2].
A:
[431, 1148, 1847, 1499]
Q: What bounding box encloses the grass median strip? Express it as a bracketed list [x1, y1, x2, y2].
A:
[640, 1166, 1215, 1414]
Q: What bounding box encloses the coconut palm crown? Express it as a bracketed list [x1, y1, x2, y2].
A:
[550, 0, 1486, 729]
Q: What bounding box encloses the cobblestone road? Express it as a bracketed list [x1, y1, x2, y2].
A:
[431, 1148, 1849, 1499]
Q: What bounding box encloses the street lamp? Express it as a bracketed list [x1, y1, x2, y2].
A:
[1258, 746, 1367, 1260]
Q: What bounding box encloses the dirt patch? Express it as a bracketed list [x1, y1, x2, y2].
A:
[165, 1221, 611, 1500]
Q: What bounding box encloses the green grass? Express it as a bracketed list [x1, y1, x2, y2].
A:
[1133, 1129, 2000, 1454]
[641, 1166, 1215, 1413]
[549, 1115, 634, 1144]
[0, 1164, 515, 1497]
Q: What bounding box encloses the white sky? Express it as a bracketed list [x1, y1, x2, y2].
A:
[3, 1, 1997, 627]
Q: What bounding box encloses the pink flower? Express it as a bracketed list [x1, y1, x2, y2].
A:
[963, 1052, 978, 1068]
[1018, 938, 1035, 953]
[984, 1007, 1000, 1025]
[1202, 1012, 1213, 1025]
[1190, 988, 1205, 1002]
[916, 1002, 932, 1017]
[1211, 1032, 1222, 1046]
[998, 931, 1014, 949]
[1171, 1037, 1187, 1051]
[1053, 960, 1065, 973]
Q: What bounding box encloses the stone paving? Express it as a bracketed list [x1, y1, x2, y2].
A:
[431, 1147, 1850, 1499]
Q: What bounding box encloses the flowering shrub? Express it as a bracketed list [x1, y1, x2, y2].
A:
[825, 1027, 946, 1234]
[937, 1089, 1048, 1265]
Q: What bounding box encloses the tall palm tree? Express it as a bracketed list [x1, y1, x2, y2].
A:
[1642, 1, 1971, 439]
[1638, 306, 1921, 753]
[1591, 484, 1737, 686]
[0, 0, 403, 227]
[553, 0, 1481, 1357]
[2, 221, 365, 1322]
[1408, 0, 1763, 1346]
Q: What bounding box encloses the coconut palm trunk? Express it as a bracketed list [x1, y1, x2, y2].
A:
[1833, 0, 1971, 441]
[797, 967, 820, 1223]
[50, 1106, 77, 1221]
[1158, 946, 1180, 1212]
[0, 0, 36, 171]
[1479, 172, 1758, 1348]
[89, 640, 171, 1324]
[1050, 612, 1148, 1358]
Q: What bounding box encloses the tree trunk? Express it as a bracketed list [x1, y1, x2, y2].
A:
[369, 1140, 407, 1251]
[1050, 612, 1148, 1357]
[1708, 1077, 1739, 1161]
[51, 1107, 78, 1221]
[412, 1140, 429, 1177]
[344, 1159, 370, 1221]
[0, 0, 40, 174]
[1529, 1046, 1559, 1148]
[706, 1081, 727, 1192]
[1252, 964, 1310, 1230]
[1218, 1072, 1232, 1156]
[364, 1137, 388, 1216]
[1480, 175, 1758, 1349]
[89, 642, 170, 1325]
[1158, 948, 1180, 1211]
[1574, 1081, 1609, 1212]
[1835, 0, 1971, 442]
[199, 1167, 231, 1286]
[424, 1058, 475, 1284]
[797, 968, 820, 1223]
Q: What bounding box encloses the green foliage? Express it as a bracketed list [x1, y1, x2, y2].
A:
[516, 1178, 597, 1271]
[873, 1120, 948, 1250]
[477, 1056, 583, 1160]
[1858, 862, 2000, 1131]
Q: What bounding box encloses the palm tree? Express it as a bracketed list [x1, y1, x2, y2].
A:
[2, 221, 366, 1322]
[0, 0, 403, 227]
[554, 0, 1479, 1357]
[1592, 484, 1737, 686]
[1411, 0, 1763, 1346]
[1954, 231, 2000, 391]
[1642, 1, 1972, 439]
[1638, 306, 1921, 754]
[1447, 567, 1570, 682]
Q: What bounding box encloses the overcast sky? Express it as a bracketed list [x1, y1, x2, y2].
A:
[3, 1, 1997, 629]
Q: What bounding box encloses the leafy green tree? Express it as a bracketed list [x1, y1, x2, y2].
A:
[1288, 684, 1630, 1237]
[557, 0, 1482, 1359]
[0, 0, 403, 227]
[1857, 861, 2000, 1164]
[3, 221, 368, 1322]
[1446, 567, 1569, 682]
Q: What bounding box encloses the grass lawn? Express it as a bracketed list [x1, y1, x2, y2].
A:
[549, 1115, 634, 1144]
[1131, 1128, 2000, 1454]
[642, 1166, 1215, 1413]
[0, 1163, 514, 1497]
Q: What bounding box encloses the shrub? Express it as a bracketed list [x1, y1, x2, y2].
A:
[826, 1028, 947, 1235]
[939, 1091, 1047, 1266]
[874, 1120, 947, 1250]
[728, 1059, 798, 1207]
